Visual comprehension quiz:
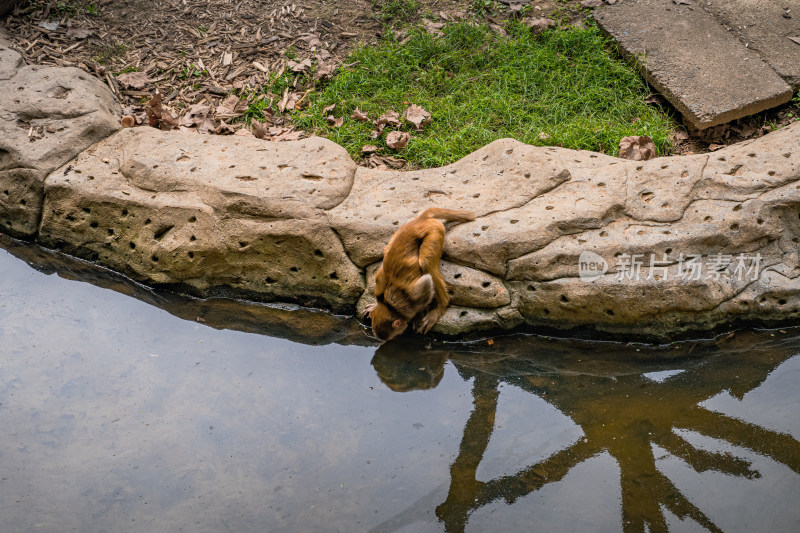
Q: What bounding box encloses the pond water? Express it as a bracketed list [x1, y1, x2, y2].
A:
[1, 235, 799, 533]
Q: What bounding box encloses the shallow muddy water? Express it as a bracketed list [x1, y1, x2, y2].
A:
[1, 235, 799, 533]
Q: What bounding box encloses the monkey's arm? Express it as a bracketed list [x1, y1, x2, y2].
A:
[416, 221, 449, 333]
[365, 265, 387, 318]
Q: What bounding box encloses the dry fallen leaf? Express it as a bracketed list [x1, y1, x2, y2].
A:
[65, 26, 92, 39]
[300, 33, 322, 48]
[116, 71, 150, 90]
[386, 131, 411, 150]
[375, 110, 401, 127]
[362, 144, 378, 153]
[145, 94, 178, 131]
[789, 36, 800, 46]
[403, 104, 432, 131]
[326, 115, 344, 127]
[671, 129, 689, 142]
[351, 108, 369, 121]
[618, 135, 656, 160]
[315, 59, 336, 80]
[216, 95, 248, 120]
[422, 19, 444, 35]
[179, 103, 211, 127]
[322, 103, 336, 114]
[252, 120, 270, 139]
[371, 109, 401, 138]
[708, 143, 726, 151]
[288, 58, 312, 73]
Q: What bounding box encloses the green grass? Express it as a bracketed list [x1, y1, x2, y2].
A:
[373, 0, 420, 22]
[294, 21, 677, 168]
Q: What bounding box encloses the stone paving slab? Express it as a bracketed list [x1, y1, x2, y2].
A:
[706, 0, 800, 89]
[595, 0, 793, 130]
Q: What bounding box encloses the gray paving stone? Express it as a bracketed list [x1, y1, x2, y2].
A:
[706, 0, 800, 89]
[595, 0, 793, 130]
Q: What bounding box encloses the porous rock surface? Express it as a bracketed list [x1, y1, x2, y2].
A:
[4, 34, 800, 338]
[37, 122, 800, 338]
[0, 34, 120, 237]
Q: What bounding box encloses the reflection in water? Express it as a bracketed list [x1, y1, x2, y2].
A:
[371, 336, 800, 533]
[2, 235, 800, 532]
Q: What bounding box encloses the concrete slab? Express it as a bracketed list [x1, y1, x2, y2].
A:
[705, 0, 800, 89]
[595, 0, 793, 130]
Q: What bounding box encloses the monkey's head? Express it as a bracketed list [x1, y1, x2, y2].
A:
[370, 302, 410, 341]
[370, 274, 435, 341]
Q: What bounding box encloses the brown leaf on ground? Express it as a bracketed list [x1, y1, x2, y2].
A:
[252, 120, 270, 139]
[272, 129, 303, 142]
[197, 117, 218, 134]
[322, 103, 336, 114]
[386, 131, 411, 150]
[315, 59, 336, 80]
[180, 103, 211, 127]
[121, 115, 135, 128]
[284, 92, 300, 111]
[351, 108, 369, 121]
[789, 36, 800, 46]
[145, 94, 178, 131]
[369, 126, 384, 139]
[216, 95, 248, 120]
[326, 115, 344, 127]
[365, 153, 407, 170]
[299, 33, 322, 48]
[422, 19, 444, 35]
[214, 120, 236, 135]
[288, 58, 312, 73]
[65, 26, 92, 39]
[644, 94, 665, 106]
[527, 17, 556, 33]
[403, 104, 432, 130]
[708, 143, 726, 151]
[234, 129, 254, 137]
[671, 130, 689, 142]
[361, 144, 378, 153]
[618, 135, 656, 160]
[116, 71, 150, 90]
[375, 109, 401, 127]
[371, 109, 401, 138]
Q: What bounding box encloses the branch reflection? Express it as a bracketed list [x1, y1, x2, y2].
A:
[371, 333, 800, 533]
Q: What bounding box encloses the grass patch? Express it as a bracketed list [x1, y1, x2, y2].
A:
[373, 0, 420, 22]
[295, 21, 677, 168]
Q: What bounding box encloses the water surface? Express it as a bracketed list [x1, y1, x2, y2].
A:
[1, 236, 799, 532]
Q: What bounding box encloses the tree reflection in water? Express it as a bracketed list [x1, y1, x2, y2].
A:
[370, 332, 800, 533]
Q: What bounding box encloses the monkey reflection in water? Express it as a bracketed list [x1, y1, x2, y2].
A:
[365, 207, 475, 341]
[370, 334, 800, 533]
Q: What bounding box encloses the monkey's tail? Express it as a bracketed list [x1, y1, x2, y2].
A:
[418, 207, 476, 224]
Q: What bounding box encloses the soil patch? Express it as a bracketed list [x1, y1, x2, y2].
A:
[2, 0, 798, 164]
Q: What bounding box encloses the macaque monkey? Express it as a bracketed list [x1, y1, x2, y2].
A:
[366, 207, 476, 341]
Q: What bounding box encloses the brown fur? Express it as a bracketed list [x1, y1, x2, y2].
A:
[366, 207, 475, 341]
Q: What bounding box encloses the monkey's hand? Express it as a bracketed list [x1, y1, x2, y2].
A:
[363, 303, 377, 319]
[416, 309, 444, 334]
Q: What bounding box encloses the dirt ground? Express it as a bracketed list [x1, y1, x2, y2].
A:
[2, 0, 798, 156]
